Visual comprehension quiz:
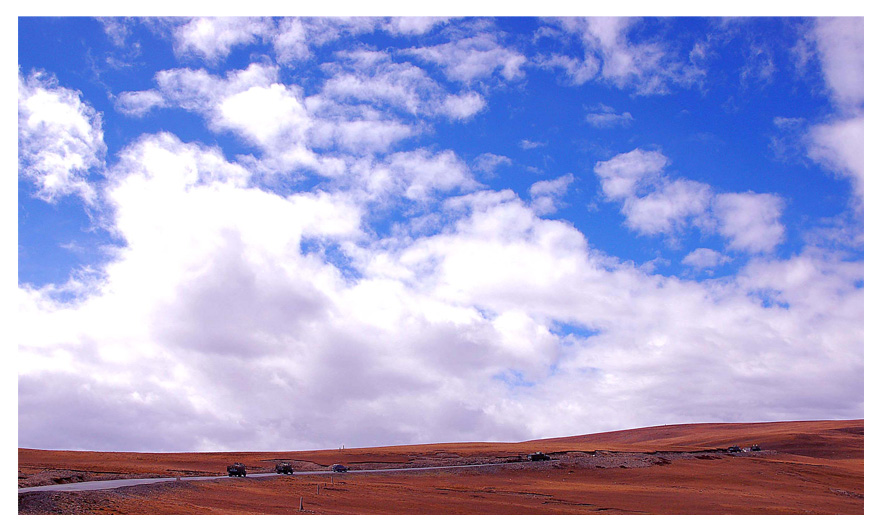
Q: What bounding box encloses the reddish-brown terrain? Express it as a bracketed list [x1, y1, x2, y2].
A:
[18, 419, 863, 514]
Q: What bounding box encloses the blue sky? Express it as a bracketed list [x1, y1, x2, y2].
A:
[17, 14, 864, 451]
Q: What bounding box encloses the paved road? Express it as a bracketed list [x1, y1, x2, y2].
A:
[18, 463, 510, 494]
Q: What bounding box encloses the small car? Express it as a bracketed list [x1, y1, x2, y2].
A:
[331, 464, 348, 472]
[727, 446, 743, 453]
[528, 452, 551, 461]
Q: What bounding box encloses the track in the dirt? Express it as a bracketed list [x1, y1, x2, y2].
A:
[18, 462, 511, 494]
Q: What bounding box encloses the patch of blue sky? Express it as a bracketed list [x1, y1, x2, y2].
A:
[749, 289, 792, 310]
[492, 369, 536, 389]
[17, 180, 117, 288]
[300, 238, 362, 282]
[552, 321, 601, 342]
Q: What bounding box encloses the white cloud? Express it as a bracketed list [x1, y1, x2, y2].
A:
[271, 17, 382, 63]
[769, 19, 865, 210]
[542, 17, 704, 94]
[812, 17, 864, 111]
[711, 192, 785, 254]
[319, 51, 485, 120]
[529, 174, 575, 215]
[365, 149, 480, 201]
[119, 55, 486, 171]
[441, 92, 487, 120]
[98, 17, 133, 47]
[115, 89, 166, 117]
[173, 17, 273, 63]
[803, 18, 864, 206]
[473, 153, 512, 177]
[595, 149, 784, 252]
[383, 17, 450, 36]
[739, 43, 776, 87]
[18, 70, 106, 204]
[594, 148, 667, 200]
[807, 115, 864, 200]
[406, 33, 527, 83]
[682, 248, 731, 270]
[519, 139, 546, 150]
[272, 17, 310, 63]
[621, 179, 713, 236]
[585, 104, 634, 128]
[120, 62, 412, 171]
[216, 82, 311, 148]
[538, 53, 599, 85]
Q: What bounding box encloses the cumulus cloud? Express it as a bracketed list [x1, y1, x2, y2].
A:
[529, 174, 575, 215]
[383, 17, 450, 36]
[115, 89, 166, 117]
[804, 18, 864, 206]
[767, 19, 863, 209]
[538, 53, 600, 85]
[441, 92, 487, 120]
[682, 248, 732, 271]
[807, 115, 864, 197]
[473, 153, 512, 177]
[406, 33, 527, 83]
[621, 179, 713, 236]
[359, 149, 480, 202]
[120, 52, 488, 171]
[585, 103, 634, 128]
[270, 18, 390, 64]
[18, 70, 106, 204]
[173, 17, 273, 63]
[272, 17, 311, 63]
[595, 149, 784, 252]
[116, 63, 384, 172]
[739, 43, 776, 87]
[812, 17, 864, 110]
[98, 17, 134, 47]
[319, 50, 485, 120]
[594, 148, 667, 201]
[711, 192, 786, 254]
[519, 139, 546, 150]
[541, 17, 704, 94]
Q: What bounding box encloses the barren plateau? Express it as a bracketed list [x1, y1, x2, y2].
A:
[18, 419, 863, 515]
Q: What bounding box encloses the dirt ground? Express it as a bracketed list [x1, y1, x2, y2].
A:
[18, 419, 863, 514]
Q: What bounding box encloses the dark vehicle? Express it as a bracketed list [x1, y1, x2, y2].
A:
[275, 462, 294, 474]
[227, 463, 247, 477]
[727, 446, 743, 453]
[528, 452, 551, 461]
[331, 464, 348, 472]
[750, 444, 762, 452]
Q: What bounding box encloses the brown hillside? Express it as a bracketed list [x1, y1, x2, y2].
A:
[19, 419, 863, 514]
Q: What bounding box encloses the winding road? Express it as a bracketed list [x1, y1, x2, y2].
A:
[18, 463, 511, 494]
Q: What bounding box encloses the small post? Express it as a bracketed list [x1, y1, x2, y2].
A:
[317, 484, 320, 495]
[299, 496, 303, 511]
